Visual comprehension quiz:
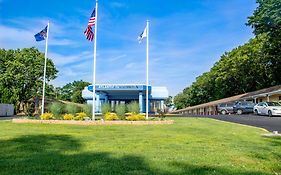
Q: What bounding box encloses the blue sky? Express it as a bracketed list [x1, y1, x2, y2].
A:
[0, 0, 256, 96]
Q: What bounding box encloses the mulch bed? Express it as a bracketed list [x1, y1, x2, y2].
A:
[12, 118, 174, 126]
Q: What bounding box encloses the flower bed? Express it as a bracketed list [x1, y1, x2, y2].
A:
[12, 118, 174, 126]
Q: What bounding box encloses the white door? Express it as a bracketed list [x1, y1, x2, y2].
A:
[261, 103, 268, 115]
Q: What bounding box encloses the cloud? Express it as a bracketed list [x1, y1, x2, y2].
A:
[49, 51, 93, 66]
[0, 24, 75, 49]
[108, 54, 127, 62]
[1, 1, 256, 96]
[110, 2, 126, 8]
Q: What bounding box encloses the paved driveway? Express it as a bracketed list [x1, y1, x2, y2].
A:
[181, 114, 281, 132]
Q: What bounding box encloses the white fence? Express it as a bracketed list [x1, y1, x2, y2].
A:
[0, 104, 14, 116]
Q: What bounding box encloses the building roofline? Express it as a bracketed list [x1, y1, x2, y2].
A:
[173, 85, 281, 113]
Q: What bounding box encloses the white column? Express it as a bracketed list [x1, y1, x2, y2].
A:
[139, 92, 143, 113]
[96, 93, 100, 113]
[160, 100, 164, 112]
[267, 95, 270, 102]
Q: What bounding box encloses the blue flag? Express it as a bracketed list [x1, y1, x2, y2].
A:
[34, 25, 48, 41]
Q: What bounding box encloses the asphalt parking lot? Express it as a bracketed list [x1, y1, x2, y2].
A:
[183, 114, 281, 132]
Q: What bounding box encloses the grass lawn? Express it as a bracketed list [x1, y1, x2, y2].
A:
[0, 118, 280, 175]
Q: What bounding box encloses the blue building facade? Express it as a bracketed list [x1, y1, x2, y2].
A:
[82, 84, 169, 113]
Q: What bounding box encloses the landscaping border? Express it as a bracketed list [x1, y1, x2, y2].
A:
[12, 119, 174, 126]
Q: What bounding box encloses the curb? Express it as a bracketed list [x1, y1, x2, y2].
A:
[12, 119, 174, 126]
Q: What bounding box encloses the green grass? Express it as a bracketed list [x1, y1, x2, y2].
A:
[0, 118, 280, 175]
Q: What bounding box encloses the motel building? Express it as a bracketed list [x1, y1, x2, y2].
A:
[82, 84, 169, 113]
[172, 85, 281, 115]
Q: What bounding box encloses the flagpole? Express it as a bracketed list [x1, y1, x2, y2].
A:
[41, 21, 50, 115]
[146, 20, 149, 120]
[92, 0, 98, 120]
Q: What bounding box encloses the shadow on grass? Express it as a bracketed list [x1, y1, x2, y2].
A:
[0, 134, 273, 175]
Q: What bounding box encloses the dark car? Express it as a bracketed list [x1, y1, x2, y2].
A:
[233, 101, 256, 114]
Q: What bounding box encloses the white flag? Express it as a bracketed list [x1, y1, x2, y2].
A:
[138, 25, 147, 43]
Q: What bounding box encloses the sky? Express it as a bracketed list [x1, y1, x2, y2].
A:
[0, 0, 257, 96]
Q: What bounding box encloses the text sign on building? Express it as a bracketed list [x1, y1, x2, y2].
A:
[88, 85, 151, 92]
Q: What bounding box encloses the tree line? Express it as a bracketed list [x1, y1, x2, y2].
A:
[174, 0, 281, 109]
[0, 48, 57, 106]
[0, 47, 91, 113]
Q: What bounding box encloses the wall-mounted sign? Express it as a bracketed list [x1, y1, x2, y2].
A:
[88, 84, 151, 92]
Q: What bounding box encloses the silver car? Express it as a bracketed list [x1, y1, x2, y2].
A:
[253, 102, 281, 117]
[217, 103, 235, 115]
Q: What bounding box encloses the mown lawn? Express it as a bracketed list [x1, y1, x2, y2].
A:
[0, 118, 280, 175]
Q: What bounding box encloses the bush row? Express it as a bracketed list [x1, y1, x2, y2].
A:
[47, 102, 92, 119]
[41, 101, 146, 121]
[101, 101, 139, 116]
[40, 112, 88, 121]
[104, 112, 146, 121]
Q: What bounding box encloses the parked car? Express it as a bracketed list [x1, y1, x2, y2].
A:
[253, 102, 281, 117]
[217, 103, 235, 115]
[233, 101, 256, 114]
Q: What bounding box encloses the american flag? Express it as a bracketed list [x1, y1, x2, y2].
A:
[84, 8, 96, 41]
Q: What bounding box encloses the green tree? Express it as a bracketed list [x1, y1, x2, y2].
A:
[58, 80, 90, 103]
[174, 35, 274, 109]
[164, 96, 173, 108]
[247, 0, 281, 85]
[174, 93, 188, 109]
[0, 48, 58, 109]
[247, 0, 281, 37]
[173, 1, 281, 109]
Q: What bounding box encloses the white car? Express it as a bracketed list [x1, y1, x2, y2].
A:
[253, 102, 281, 117]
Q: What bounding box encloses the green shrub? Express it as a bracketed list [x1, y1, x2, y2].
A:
[127, 101, 140, 114]
[126, 113, 145, 121]
[101, 103, 111, 115]
[74, 112, 87, 120]
[104, 112, 118, 121]
[115, 104, 126, 120]
[157, 108, 166, 120]
[26, 103, 35, 117]
[82, 104, 92, 117]
[63, 114, 74, 120]
[65, 104, 80, 115]
[40, 112, 54, 120]
[48, 102, 64, 117]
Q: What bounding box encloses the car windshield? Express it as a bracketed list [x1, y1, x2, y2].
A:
[267, 102, 281, 106]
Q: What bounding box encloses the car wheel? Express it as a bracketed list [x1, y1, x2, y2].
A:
[254, 109, 258, 115]
[237, 109, 243, 115]
[268, 110, 272, 117]
[221, 110, 226, 115]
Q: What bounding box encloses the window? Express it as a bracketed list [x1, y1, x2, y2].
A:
[267, 102, 281, 106]
[219, 104, 226, 107]
[259, 99, 263, 102]
[279, 96, 281, 100]
[226, 103, 235, 107]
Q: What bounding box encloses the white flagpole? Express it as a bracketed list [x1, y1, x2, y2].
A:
[92, 0, 98, 120]
[41, 21, 50, 115]
[146, 20, 149, 120]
